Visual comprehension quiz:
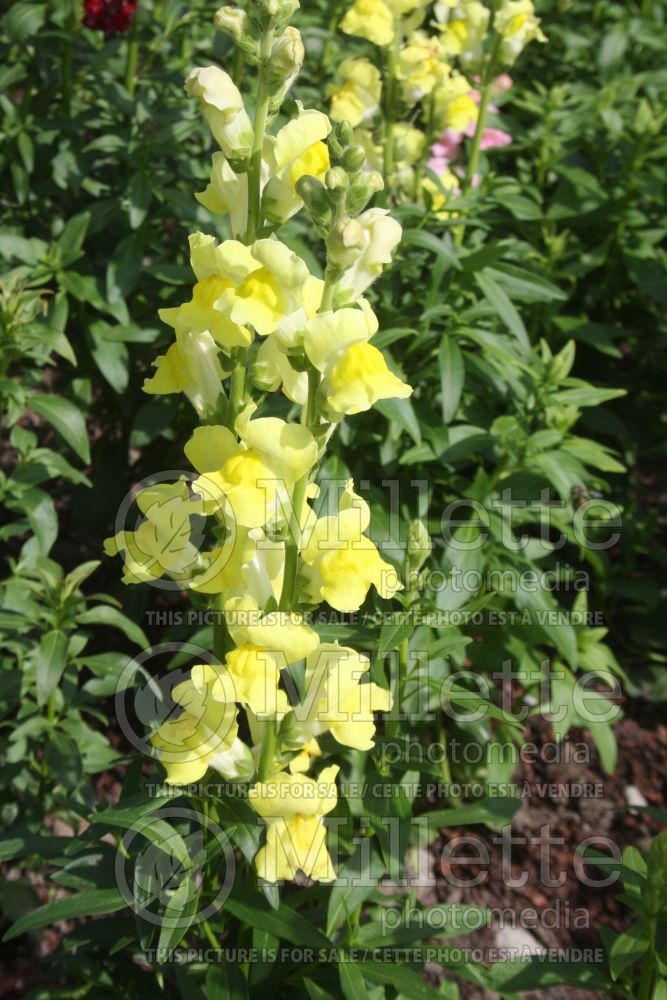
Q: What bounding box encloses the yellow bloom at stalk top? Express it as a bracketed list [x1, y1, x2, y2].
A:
[304, 301, 412, 418]
[296, 643, 393, 750]
[329, 58, 382, 128]
[249, 765, 339, 882]
[104, 481, 205, 585]
[341, 0, 395, 46]
[494, 0, 546, 65]
[185, 66, 253, 160]
[150, 663, 253, 784]
[186, 404, 318, 529]
[300, 480, 403, 611]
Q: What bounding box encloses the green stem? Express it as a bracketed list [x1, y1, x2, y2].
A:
[386, 635, 409, 738]
[213, 593, 228, 664]
[231, 46, 244, 87]
[246, 28, 274, 243]
[279, 474, 309, 612]
[257, 716, 278, 781]
[381, 38, 399, 201]
[226, 353, 246, 430]
[202, 919, 219, 949]
[454, 38, 499, 248]
[637, 928, 655, 1000]
[124, 18, 140, 95]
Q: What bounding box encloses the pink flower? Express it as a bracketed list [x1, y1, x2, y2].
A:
[426, 155, 450, 174]
[430, 130, 464, 161]
[479, 127, 512, 151]
[492, 73, 513, 95]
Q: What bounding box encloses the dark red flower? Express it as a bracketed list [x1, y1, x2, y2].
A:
[83, 0, 138, 36]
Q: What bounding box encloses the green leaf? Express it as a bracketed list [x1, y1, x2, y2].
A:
[3, 2, 46, 42]
[438, 336, 465, 424]
[327, 845, 382, 937]
[128, 172, 153, 229]
[16, 487, 58, 554]
[417, 796, 522, 832]
[339, 955, 369, 1000]
[205, 962, 249, 999]
[375, 397, 422, 445]
[75, 604, 149, 647]
[361, 960, 442, 999]
[475, 271, 530, 350]
[44, 733, 83, 789]
[57, 212, 90, 266]
[609, 924, 650, 979]
[224, 896, 331, 950]
[29, 394, 90, 464]
[3, 889, 126, 941]
[35, 629, 69, 706]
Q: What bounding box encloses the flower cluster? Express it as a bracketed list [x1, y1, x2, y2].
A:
[83, 0, 138, 36]
[331, 0, 545, 211]
[105, 0, 410, 884]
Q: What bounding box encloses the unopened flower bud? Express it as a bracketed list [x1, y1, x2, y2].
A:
[262, 0, 299, 25]
[214, 6, 260, 59]
[265, 26, 304, 107]
[341, 144, 367, 174]
[325, 166, 349, 192]
[295, 175, 333, 231]
[406, 519, 432, 576]
[326, 218, 364, 272]
[346, 169, 384, 216]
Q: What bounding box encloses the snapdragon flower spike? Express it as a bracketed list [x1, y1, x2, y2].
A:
[106, 0, 414, 890]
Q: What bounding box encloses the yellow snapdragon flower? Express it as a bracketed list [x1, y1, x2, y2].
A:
[186, 405, 318, 529]
[225, 594, 320, 664]
[437, 1, 489, 66]
[300, 480, 402, 611]
[329, 58, 382, 128]
[397, 38, 445, 103]
[197, 105, 330, 230]
[340, 0, 395, 46]
[253, 337, 308, 405]
[263, 105, 332, 223]
[494, 0, 546, 65]
[223, 643, 290, 718]
[151, 664, 251, 784]
[434, 72, 479, 132]
[185, 66, 253, 160]
[304, 301, 412, 418]
[190, 526, 285, 607]
[104, 482, 205, 585]
[249, 765, 339, 882]
[143, 328, 226, 416]
[332, 208, 403, 304]
[297, 643, 393, 750]
[187, 232, 323, 340]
